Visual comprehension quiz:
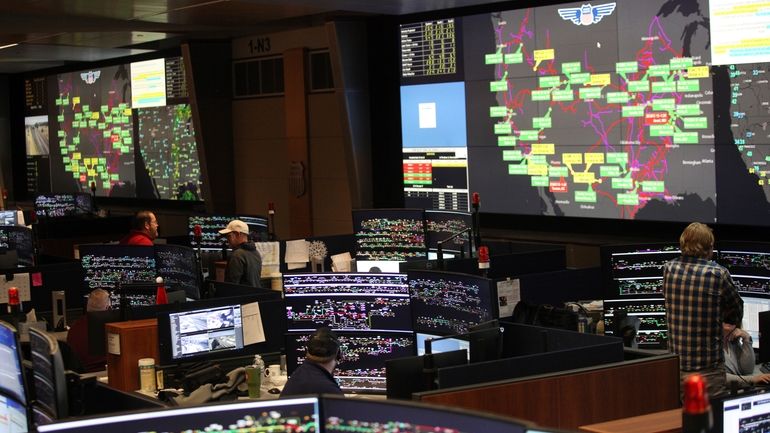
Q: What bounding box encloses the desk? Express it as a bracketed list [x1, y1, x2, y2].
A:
[579, 409, 681, 433]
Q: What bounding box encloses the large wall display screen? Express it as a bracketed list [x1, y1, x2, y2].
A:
[26, 56, 202, 202]
[400, 1, 770, 225]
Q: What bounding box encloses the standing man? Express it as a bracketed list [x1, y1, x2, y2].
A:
[280, 327, 344, 397]
[219, 219, 262, 287]
[663, 222, 743, 399]
[119, 210, 159, 246]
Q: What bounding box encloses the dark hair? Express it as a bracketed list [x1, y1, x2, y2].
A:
[131, 210, 154, 230]
[305, 327, 340, 363]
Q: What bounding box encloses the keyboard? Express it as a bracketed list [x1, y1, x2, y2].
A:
[760, 362, 770, 374]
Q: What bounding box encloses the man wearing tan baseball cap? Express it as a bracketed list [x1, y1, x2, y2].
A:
[219, 219, 262, 287]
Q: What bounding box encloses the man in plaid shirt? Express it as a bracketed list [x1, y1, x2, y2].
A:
[664, 222, 742, 399]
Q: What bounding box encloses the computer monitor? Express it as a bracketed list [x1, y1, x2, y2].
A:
[37, 397, 320, 433]
[157, 295, 287, 366]
[116, 283, 157, 307]
[0, 394, 28, 432]
[0, 226, 34, 267]
[352, 209, 427, 272]
[719, 389, 770, 433]
[385, 349, 467, 399]
[415, 332, 469, 357]
[79, 244, 156, 292]
[154, 244, 201, 300]
[407, 269, 497, 335]
[286, 332, 416, 394]
[86, 309, 123, 357]
[717, 241, 770, 349]
[34, 193, 93, 219]
[600, 243, 679, 349]
[0, 211, 23, 227]
[188, 214, 269, 251]
[29, 327, 68, 419]
[425, 210, 473, 255]
[322, 395, 527, 433]
[283, 273, 412, 333]
[0, 322, 26, 405]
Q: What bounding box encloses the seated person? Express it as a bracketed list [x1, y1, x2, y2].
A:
[280, 327, 344, 397]
[723, 321, 770, 387]
[66, 289, 111, 373]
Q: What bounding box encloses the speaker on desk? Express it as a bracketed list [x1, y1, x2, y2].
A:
[52, 290, 66, 331]
[760, 311, 770, 363]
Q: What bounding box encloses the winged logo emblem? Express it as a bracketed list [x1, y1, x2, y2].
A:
[80, 70, 101, 84]
[558, 3, 616, 26]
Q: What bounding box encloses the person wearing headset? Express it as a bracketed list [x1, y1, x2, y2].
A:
[280, 327, 344, 397]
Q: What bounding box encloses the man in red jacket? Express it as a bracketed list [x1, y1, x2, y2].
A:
[119, 210, 158, 246]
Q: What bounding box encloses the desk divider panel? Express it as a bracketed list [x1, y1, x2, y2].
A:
[416, 354, 680, 431]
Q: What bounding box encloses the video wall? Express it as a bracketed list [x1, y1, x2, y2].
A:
[23, 56, 201, 201]
[399, 0, 770, 225]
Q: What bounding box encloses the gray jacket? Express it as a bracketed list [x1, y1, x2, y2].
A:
[225, 241, 262, 287]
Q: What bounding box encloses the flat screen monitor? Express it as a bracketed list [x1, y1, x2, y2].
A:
[720, 389, 770, 433]
[154, 244, 201, 300]
[322, 395, 527, 433]
[34, 193, 93, 219]
[116, 283, 157, 307]
[0, 226, 34, 267]
[0, 211, 23, 227]
[164, 303, 244, 363]
[0, 395, 28, 433]
[157, 295, 286, 366]
[396, 2, 769, 228]
[601, 243, 679, 349]
[0, 322, 26, 405]
[385, 349, 468, 400]
[416, 332, 469, 357]
[79, 244, 156, 292]
[188, 214, 269, 251]
[29, 327, 67, 419]
[34, 60, 203, 202]
[352, 209, 427, 270]
[407, 269, 497, 335]
[37, 397, 319, 433]
[283, 273, 412, 333]
[286, 332, 416, 394]
[425, 210, 473, 254]
[86, 310, 123, 357]
[717, 241, 770, 348]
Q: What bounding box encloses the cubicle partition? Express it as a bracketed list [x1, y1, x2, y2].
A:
[415, 354, 680, 431]
[432, 323, 625, 389]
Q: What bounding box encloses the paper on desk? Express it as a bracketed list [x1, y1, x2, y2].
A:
[497, 278, 520, 317]
[331, 252, 353, 272]
[242, 302, 266, 345]
[255, 241, 280, 277]
[0, 273, 31, 304]
[285, 240, 309, 270]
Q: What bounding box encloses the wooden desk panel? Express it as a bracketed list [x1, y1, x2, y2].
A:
[418, 356, 680, 430]
[579, 409, 681, 433]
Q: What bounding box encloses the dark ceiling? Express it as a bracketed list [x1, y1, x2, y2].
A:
[0, 0, 510, 74]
